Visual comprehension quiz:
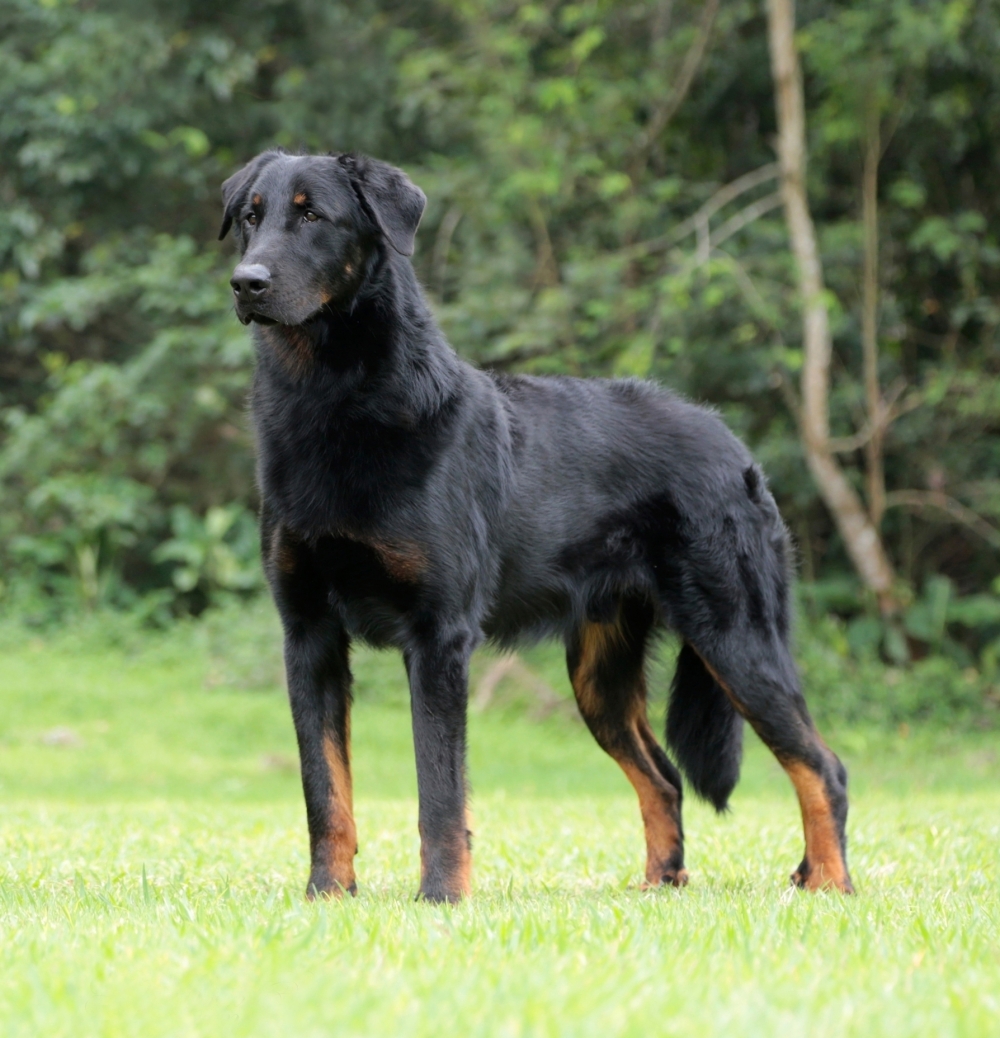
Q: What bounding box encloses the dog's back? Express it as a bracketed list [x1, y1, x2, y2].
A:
[479, 372, 774, 639]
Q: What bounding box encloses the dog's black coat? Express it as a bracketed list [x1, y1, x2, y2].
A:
[220, 150, 853, 900]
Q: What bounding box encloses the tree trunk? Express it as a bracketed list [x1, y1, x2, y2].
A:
[766, 0, 899, 615]
[861, 99, 886, 529]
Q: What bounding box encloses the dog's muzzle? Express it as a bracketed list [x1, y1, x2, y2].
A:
[231, 263, 274, 324]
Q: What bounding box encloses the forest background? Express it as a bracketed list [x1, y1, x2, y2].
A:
[1, 0, 999, 725]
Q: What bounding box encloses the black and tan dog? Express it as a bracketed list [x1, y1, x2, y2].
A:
[219, 150, 853, 902]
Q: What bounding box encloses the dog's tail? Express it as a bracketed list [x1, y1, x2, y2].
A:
[666, 642, 744, 812]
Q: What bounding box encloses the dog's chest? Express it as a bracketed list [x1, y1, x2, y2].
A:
[321, 533, 427, 647]
[253, 392, 435, 537]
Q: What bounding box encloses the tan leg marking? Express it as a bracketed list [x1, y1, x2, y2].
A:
[268, 526, 299, 575]
[688, 644, 852, 892]
[320, 731, 357, 896]
[620, 749, 687, 888]
[368, 539, 428, 583]
[418, 809, 472, 902]
[784, 761, 852, 892]
[571, 620, 624, 714]
[571, 621, 685, 888]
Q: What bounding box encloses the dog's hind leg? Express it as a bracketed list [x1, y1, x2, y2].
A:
[267, 524, 357, 899]
[659, 496, 853, 892]
[690, 631, 853, 893]
[566, 599, 687, 888]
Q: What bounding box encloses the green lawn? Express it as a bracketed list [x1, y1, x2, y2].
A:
[1, 628, 998, 1037]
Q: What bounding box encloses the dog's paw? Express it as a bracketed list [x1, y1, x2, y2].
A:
[642, 868, 689, 890]
[791, 858, 854, 893]
[305, 875, 357, 900]
[415, 886, 465, 905]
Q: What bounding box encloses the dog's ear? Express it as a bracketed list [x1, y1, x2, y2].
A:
[343, 156, 426, 257]
[218, 152, 281, 240]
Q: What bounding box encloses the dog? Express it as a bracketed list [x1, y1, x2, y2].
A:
[219, 149, 853, 902]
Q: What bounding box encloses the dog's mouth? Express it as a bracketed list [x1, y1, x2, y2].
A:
[240, 307, 331, 329]
[234, 301, 328, 328]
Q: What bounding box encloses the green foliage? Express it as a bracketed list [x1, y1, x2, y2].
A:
[154, 503, 262, 596]
[0, 0, 408, 615]
[0, 0, 998, 679]
[799, 571, 1000, 677]
[797, 610, 996, 727]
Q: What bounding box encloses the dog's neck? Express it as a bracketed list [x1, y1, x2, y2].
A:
[252, 248, 464, 421]
[249, 246, 473, 535]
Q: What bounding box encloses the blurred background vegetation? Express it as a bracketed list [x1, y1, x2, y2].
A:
[1, 0, 998, 723]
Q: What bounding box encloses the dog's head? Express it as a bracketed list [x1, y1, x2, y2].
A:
[219, 151, 426, 326]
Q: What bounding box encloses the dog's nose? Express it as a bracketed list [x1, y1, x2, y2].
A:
[230, 263, 272, 299]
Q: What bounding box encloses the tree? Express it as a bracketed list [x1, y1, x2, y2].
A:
[766, 0, 898, 615]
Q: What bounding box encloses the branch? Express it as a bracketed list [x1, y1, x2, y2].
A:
[626, 163, 778, 258]
[883, 491, 1000, 551]
[861, 96, 885, 527]
[481, 343, 561, 370]
[472, 653, 575, 721]
[432, 205, 463, 299]
[528, 202, 559, 288]
[709, 246, 800, 420]
[828, 378, 919, 453]
[632, 0, 722, 161]
[771, 367, 802, 424]
[707, 190, 784, 253]
[902, 324, 950, 348]
[651, 0, 675, 48]
[472, 655, 519, 711]
[709, 245, 783, 327]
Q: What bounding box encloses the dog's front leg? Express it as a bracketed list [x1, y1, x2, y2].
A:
[406, 626, 475, 903]
[266, 522, 357, 899]
[285, 621, 357, 899]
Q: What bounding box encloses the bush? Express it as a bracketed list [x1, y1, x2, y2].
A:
[795, 612, 998, 728]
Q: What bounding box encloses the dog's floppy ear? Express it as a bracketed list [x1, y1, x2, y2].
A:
[342, 155, 426, 257]
[218, 151, 281, 240]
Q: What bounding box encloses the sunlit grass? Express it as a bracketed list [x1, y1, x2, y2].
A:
[0, 630, 998, 1036]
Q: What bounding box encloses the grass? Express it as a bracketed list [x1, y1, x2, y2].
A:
[0, 620, 998, 1037]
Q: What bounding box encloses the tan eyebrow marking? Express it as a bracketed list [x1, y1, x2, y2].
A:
[293, 192, 308, 205]
[251, 193, 262, 206]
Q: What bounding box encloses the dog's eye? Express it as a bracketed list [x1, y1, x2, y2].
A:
[245, 213, 257, 226]
[303, 211, 319, 223]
